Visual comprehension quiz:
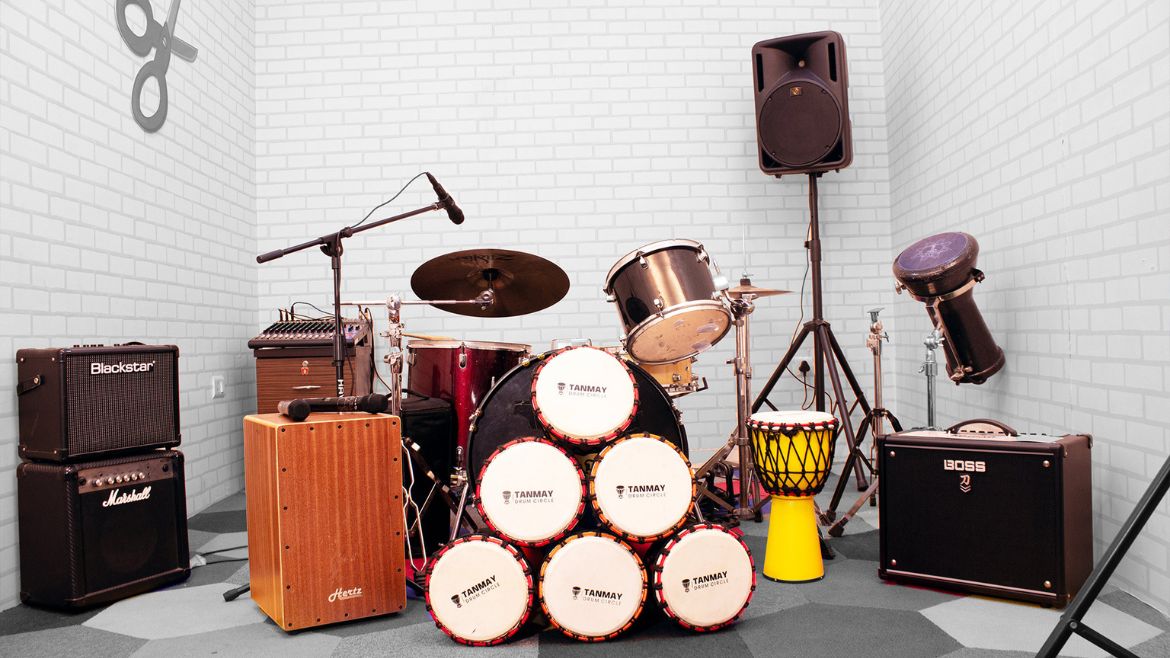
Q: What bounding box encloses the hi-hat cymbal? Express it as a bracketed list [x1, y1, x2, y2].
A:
[726, 281, 792, 299]
[411, 249, 570, 317]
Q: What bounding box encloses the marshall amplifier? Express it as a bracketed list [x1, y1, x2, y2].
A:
[878, 421, 1093, 607]
[16, 344, 181, 461]
[17, 450, 191, 609]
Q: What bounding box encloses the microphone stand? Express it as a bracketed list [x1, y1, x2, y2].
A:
[256, 202, 446, 397]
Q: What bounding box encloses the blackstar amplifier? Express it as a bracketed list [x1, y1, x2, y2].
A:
[17, 450, 191, 609]
[16, 344, 181, 461]
[877, 421, 1093, 607]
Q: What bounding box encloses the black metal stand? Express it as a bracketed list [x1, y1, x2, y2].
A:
[752, 173, 872, 491]
[256, 201, 444, 396]
[1037, 453, 1170, 658]
[823, 407, 901, 535]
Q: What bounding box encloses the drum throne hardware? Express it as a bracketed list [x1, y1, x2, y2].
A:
[694, 275, 790, 521]
[822, 308, 903, 534]
[748, 411, 838, 582]
[751, 175, 873, 495]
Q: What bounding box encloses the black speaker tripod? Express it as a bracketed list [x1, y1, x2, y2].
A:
[752, 173, 873, 499]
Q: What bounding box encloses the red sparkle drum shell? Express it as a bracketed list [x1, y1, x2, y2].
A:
[588, 433, 696, 543]
[649, 523, 756, 632]
[538, 532, 649, 642]
[531, 346, 639, 446]
[476, 437, 587, 547]
[407, 339, 529, 460]
[425, 534, 535, 646]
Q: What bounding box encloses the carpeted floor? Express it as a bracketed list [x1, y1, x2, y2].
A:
[2, 482, 1168, 657]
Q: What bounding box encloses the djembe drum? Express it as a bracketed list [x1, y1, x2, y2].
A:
[747, 410, 838, 582]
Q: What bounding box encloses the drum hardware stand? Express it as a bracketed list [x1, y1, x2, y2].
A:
[752, 173, 872, 492]
[822, 308, 903, 534]
[1038, 453, 1170, 658]
[256, 196, 454, 397]
[921, 329, 943, 429]
[694, 276, 773, 522]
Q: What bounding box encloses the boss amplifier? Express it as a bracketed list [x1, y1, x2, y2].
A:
[877, 423, 1093, 607]
[17, 344, 181, 461]
[18, 450, 190, 609]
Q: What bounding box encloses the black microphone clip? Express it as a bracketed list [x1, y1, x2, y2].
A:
[425, 172, 464, 225]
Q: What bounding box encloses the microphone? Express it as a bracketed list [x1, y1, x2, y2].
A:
[425, 172, 464, 225]
[277, 394, 390, 422]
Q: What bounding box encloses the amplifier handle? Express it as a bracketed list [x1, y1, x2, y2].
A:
[17, 374, 44, 395]
[947, 418, 1018, 437]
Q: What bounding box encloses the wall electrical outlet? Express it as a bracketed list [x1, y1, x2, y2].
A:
[210, 375, 225, 399]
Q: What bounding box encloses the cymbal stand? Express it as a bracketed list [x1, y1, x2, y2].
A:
[694, 283, 765, 521]
[921, 329, 943, 429]
[823, 308, 902, 535]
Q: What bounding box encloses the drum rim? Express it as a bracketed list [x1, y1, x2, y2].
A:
[538, 531, 649, 642]
[604, 238, 706, 289]
[424, 534, 535, 646]
[892, 231, 977, 280]
[625, 300, 732, 365]
[747, 410, 838, 431]
[531, 345, 640, 445]
[588, 433, 696, 543]
[650, 523, 756, 632]
[475, 436, 586, 547]
[407, 339, 531, 352]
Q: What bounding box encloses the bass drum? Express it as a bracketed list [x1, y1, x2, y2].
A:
[467, 351, 688, 488]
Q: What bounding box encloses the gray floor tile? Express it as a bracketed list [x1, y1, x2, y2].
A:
[940, 649, 1035, 657]
[332, 620, 538, 657]
[318, 599, 432, 638]
[0, 603, 103, 637]
[129, 621, 340, 657]
[1131, 631, 1170, 657]
[3, 624, 145, 658]
[737, 603, 961, 658]
[1099, 589, 1170, 632]
[825, 529, 881, 562]
[201, 491, 247, 514]
[801, 559, 964, 611]
[84, 583, 267, 640]
[194, 531, 249, 559]
[921, 596, 1163, 657]
[186, 510, 247, 534]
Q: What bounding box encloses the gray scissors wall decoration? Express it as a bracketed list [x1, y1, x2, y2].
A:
[116, 0, 199, 133]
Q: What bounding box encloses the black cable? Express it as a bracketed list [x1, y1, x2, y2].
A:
[200, 545, 248, 557]
[349, 172, 430, 230]
[289, 301, 334, 319]
[203, 557, 249, 566]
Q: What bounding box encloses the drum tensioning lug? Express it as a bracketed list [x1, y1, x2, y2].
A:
[653, 297, 664, 310]
[605, 293, 617, 303]
[637, 253, 649, 269]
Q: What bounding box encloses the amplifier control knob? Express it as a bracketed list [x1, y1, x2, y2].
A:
[94, 478, 104, 486]
[138, 472, 146, 480]
[129, 474, 138, 481]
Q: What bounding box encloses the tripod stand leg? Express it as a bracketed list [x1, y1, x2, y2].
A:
[823, 412, 872, 522]
[752, 323, 814, 413]
[1038, 454, 1170, 658]
[819, 324, 870, 490]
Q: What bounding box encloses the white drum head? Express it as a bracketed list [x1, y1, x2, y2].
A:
[427, 537, 532, 644]
[591, 434, 694, 541]
[478, 439, 584, 545]
[655, 526, 754, 630]
[627, 302, 731, 364]
[540, 534, 647, 640]
[533, 347, 637, 444]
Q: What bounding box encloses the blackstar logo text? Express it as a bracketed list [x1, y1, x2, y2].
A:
[91, 361, 156, 375]
[328, 586, 363, 603]
[102, 486, 152, 507]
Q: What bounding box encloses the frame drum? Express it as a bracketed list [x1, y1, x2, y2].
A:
[590, 433, 695, 543]
[539, 532, 648, 642]
[651, 524, 755, 632]
[425, 535, 534, 646]
[604, 240, 731, 364]
[476, 438, 585, 546]
[532, 346, 638, 445]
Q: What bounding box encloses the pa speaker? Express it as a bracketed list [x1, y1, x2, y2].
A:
[752, 31, 852, 176]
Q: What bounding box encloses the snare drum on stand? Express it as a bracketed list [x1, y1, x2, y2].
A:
[539, 532, 648, 642]
[589, 433, 695, 543]
[748, 410, 838, 583]
[425, 534, 535, 646]
[604, 240, 731, 364]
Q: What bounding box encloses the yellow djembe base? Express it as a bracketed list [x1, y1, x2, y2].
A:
[762, 495, 823, 583]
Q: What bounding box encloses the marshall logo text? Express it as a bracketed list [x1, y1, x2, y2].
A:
[101, 486, 152, 508]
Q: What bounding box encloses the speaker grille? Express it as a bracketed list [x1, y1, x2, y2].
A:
[63, 349, 178, 456]
[759, 80, 842, 167]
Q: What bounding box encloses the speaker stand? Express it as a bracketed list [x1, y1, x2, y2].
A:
[1037, 452, 1170, 658]
[752, 173, 872, 492]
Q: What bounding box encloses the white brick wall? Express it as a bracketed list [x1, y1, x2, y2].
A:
[0, 0, 256, 609]
[881, 0, 1170, 614]
[253, 0, 895, 471]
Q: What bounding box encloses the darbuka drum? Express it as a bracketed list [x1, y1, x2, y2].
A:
[531, 346, 638, 446]
[466, 351, 688, 488]
[747, 410, 838, 583]
[604, 240, 731, 364]
[425, 535, 534, 646]
[637, 357, 704, 398]
[893, 232, 1004, 384]
[407, 339, 529, 460]
[590, 433, 695, 542]
[539, 532, 648, 642]
[650, 524, 755, 632]
[477, 438, 586, 546]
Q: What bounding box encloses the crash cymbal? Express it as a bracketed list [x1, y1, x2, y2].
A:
[411, 248, 570, 317]
[726, 280, 792, 299]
